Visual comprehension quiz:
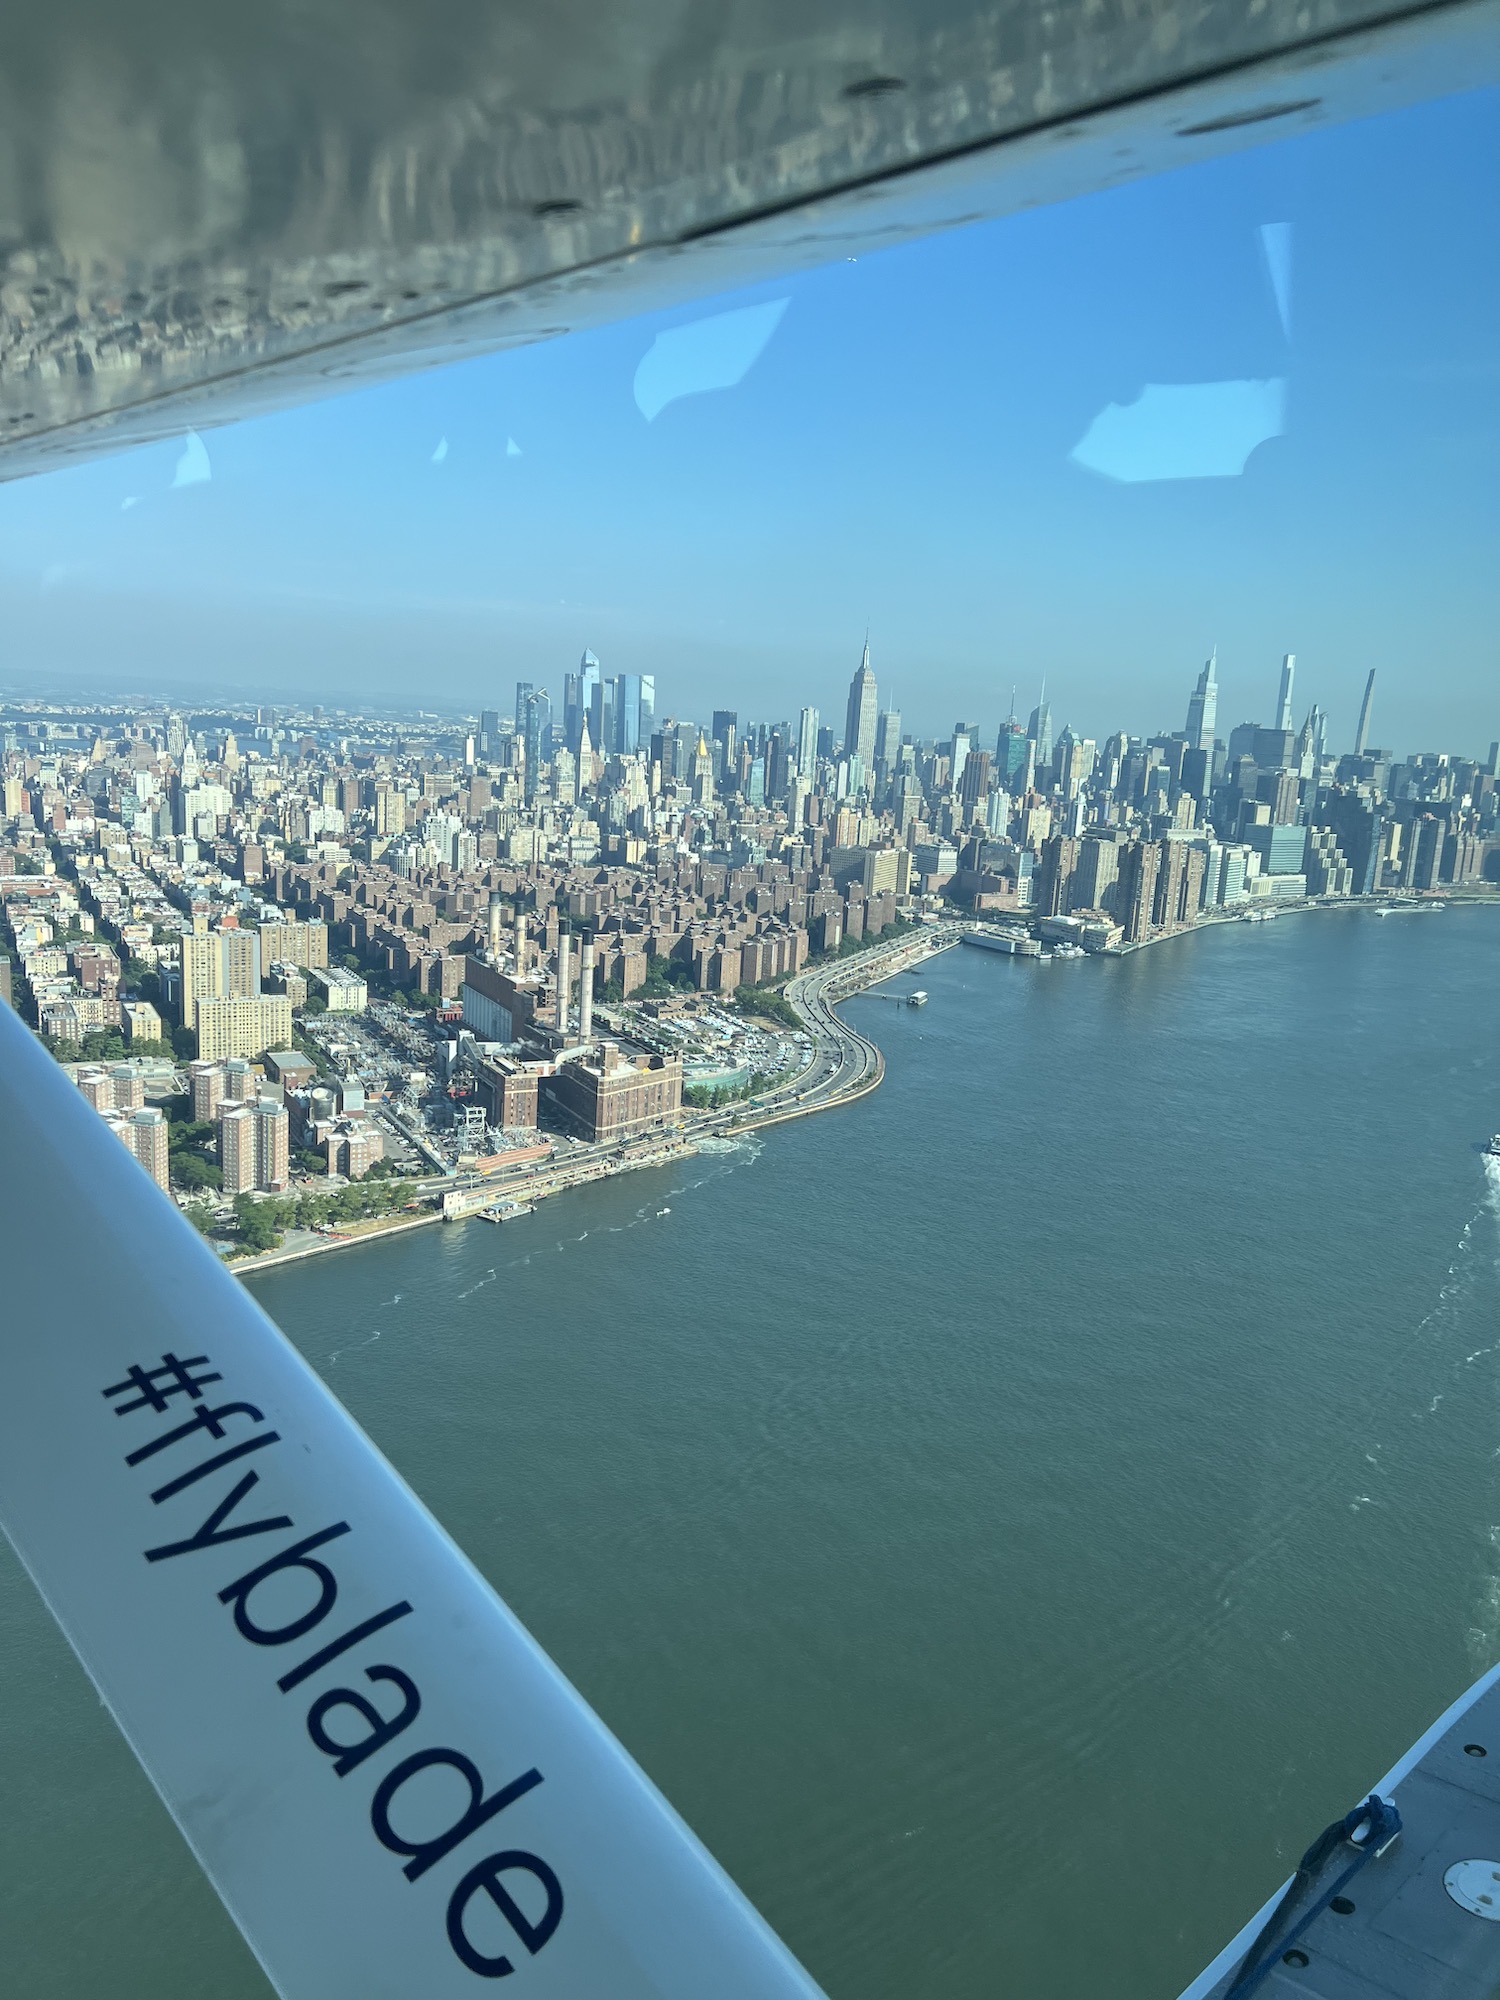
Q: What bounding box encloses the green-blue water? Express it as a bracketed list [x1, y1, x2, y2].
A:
[4, 906, 1500, 1995]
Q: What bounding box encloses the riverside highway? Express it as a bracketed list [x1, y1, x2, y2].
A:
[722, 921, 963, 1133]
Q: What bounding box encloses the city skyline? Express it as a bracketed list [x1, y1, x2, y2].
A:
[3, 624, 1495, 1238]
[3, 630, 1491, 779]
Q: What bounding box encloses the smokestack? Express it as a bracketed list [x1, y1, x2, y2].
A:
[1354, 669, 1376, 757]
[556, 932, 571, 1037]
[487, 894, 503, 959]
[578, 937, 595, 1046]
[514, 909, 527, 976]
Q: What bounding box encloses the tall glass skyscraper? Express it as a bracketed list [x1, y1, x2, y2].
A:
[1185, 651, 1218, 751]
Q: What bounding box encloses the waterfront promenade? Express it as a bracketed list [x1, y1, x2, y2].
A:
[232, 925, 962, 1275]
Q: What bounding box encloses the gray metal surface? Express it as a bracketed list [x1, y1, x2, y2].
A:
[1185, 1668, 1500, 1998]
[3, 0, 1499, 476]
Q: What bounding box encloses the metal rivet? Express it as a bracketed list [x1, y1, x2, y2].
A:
[1330, 1897, 1356, 1916]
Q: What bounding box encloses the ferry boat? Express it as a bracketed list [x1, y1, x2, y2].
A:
[906, 990, 928, 1007]
[963, 930, 1042, 958]
[1484, 1134, 1500, 1159]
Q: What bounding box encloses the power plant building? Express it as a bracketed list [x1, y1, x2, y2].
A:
[460, 956, 539, 1045]
[544, 1044, 682, 1144]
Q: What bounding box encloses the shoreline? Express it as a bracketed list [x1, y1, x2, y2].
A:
[1109, 886, 1500, 955]
[234, 897, 1489, 1280]
[232, 928, 956, 1280]
[232, 1207, 443, 1276]
[732, 928, 957, 1133]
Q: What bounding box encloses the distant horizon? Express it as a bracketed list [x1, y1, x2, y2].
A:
[1, 86, 1496, 758]
[4, 653, 1493, 775]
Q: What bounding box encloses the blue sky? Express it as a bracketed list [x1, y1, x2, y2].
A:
[1, 86, 1496, 758]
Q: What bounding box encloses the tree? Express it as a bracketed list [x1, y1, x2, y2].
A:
[641, 952, 695, 998]
[79, 1028, 128, 1062]
[734, 985, 801, 1031]
[128, 964, 164, 1006]
[233, 1195, 285, 1254]
[167, 1117, 215, 1148]
[171, 1154, 222, 1192]
[183, 1203, 220, 1238]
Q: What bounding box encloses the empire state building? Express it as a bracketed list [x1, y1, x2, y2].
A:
[844, 640, 879, 774]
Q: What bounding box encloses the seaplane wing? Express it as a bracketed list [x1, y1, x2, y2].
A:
[0, 1001, 826, 1997]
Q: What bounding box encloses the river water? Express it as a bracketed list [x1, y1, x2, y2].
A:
[4, 905, 1500, 1996]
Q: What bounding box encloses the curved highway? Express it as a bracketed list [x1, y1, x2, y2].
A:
[715, 924, 962, 1133]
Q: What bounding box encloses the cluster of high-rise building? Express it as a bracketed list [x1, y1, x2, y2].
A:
[71, 1060, 172, 1189]
[1005, 655, 1497, 943]
[1, 645, 1495, 1199]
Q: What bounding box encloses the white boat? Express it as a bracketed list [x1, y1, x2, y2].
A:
[1484, 1135, 1500, 1159]
[963, 931, 1041, 958]
[907, 990, 928, 1007]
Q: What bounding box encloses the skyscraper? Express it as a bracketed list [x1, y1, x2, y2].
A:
[1185, 651, 1218, 751]
[522, 688, 551, 799]
[844, 640, 878, 773]
[614, 675, 643, 753]
[563, 652, 601, 755]
[1354, 669, 1377, 756]
[797, 706, 820, 777]
[950, 723, 973, 793]
[1026, 691, 1053, 774]
[874, 708, 900, 767]
[995, 716, 1029, 790]
[1276, 654, 1296, 732]
[514, 680, 534, 733]
[179, 921, 261, 1032]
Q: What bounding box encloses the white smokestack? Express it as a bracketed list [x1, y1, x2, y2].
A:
[487, 894, 503, 959]
[514, 909, 527, 976]
[578, 937, 594, 1046]
[556, 932, 571, 1037]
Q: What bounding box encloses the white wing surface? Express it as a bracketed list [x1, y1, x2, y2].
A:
[0, 1002, 826, 2000]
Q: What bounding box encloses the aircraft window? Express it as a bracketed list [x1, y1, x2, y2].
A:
[1, 81, 1497, 2000]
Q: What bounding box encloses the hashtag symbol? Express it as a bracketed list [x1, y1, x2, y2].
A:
[102, 1353, 223, 1415]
